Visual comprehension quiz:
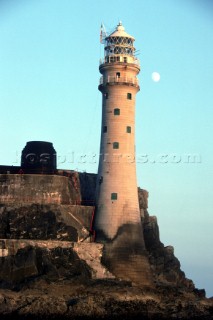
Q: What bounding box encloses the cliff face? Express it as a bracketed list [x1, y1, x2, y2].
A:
[138, 188, 195, 291]
[0, 173, 212, 319]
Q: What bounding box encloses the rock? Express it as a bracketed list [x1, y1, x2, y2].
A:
[0, 240, 115, 289]
[0, 204, 93, 242]
[0, 282, 212, 319]
[138, 187, 149, 210]
[73, 243, 114, 279]
[139, 188, 196, 291]
[0, 174, 212, 319]
[0, 245, 91, 288]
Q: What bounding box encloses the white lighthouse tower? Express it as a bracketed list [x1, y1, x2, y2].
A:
[94, 22, 153, 285]
[95, 22, 141, 240]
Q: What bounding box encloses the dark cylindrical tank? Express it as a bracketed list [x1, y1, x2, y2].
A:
[21, 141, 57, 174]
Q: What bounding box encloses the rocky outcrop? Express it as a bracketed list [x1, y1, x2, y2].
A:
[0, 240, 114, 289]
[0, 174, 212, 319]
[0, 177, 206, 294]
[139, 188, 196, 291]
[0, 245, 89, 287]
[0, 280, 212, 319]
[0, 178, 206, 294]
[0, 204, 93, 242]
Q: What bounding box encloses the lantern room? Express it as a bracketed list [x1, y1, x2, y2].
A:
[103, 22, 139, 65]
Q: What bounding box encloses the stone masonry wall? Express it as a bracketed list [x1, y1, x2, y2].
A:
[0, 174, 81, 205]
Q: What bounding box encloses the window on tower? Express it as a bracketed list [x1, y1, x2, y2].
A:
[116, 72, 120, 78]
[113, 142, 119, 149]
[127, 93, 132, 100]
[123, 57, 127, 63]
[105, 93, 108, 99]
[114, 108, 120, 115]
[111, 193, 118, 200]
[126, 126, 131, 133]
[103, 126, 107, 133]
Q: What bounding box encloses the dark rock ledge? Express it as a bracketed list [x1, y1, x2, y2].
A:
[0, 280, 212, 320]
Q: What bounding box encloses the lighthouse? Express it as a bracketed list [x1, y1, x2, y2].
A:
[95, 22, 142, 240]
[94, 22, 153, 285]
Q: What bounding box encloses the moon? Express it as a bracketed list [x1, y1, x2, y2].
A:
[152, 72, 161, 82]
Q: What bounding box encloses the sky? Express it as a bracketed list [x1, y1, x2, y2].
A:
[0, 0, 213, 297]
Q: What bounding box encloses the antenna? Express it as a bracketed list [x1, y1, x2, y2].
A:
[135, 50, 141, 56]
[100, 23, 107, 44]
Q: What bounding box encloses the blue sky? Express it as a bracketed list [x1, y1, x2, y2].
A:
[0, 0, 213, 297]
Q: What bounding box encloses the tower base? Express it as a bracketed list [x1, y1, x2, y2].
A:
[98, 223, 154, 287]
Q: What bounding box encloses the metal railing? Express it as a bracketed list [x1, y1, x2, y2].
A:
[99, 75, 139, 87]
[99, 57, 140, 67]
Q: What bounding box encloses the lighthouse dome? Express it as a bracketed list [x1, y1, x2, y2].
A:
[107, 21, 135, 40]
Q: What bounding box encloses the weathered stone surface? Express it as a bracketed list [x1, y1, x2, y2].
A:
[0, 204, 93, 242]
[0, 240, 114, 288]
[139, 188, 195, 290]
[0, 246, 89, 287]
[102, 223, 153, 287]
[0, 174, 81, 205]
[138, 187, 149, 218]
[0, 173, 212, 319]
[0, 281, 212, 319]
[0, 178, 205, 293]
[73, 243, 114, 279]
